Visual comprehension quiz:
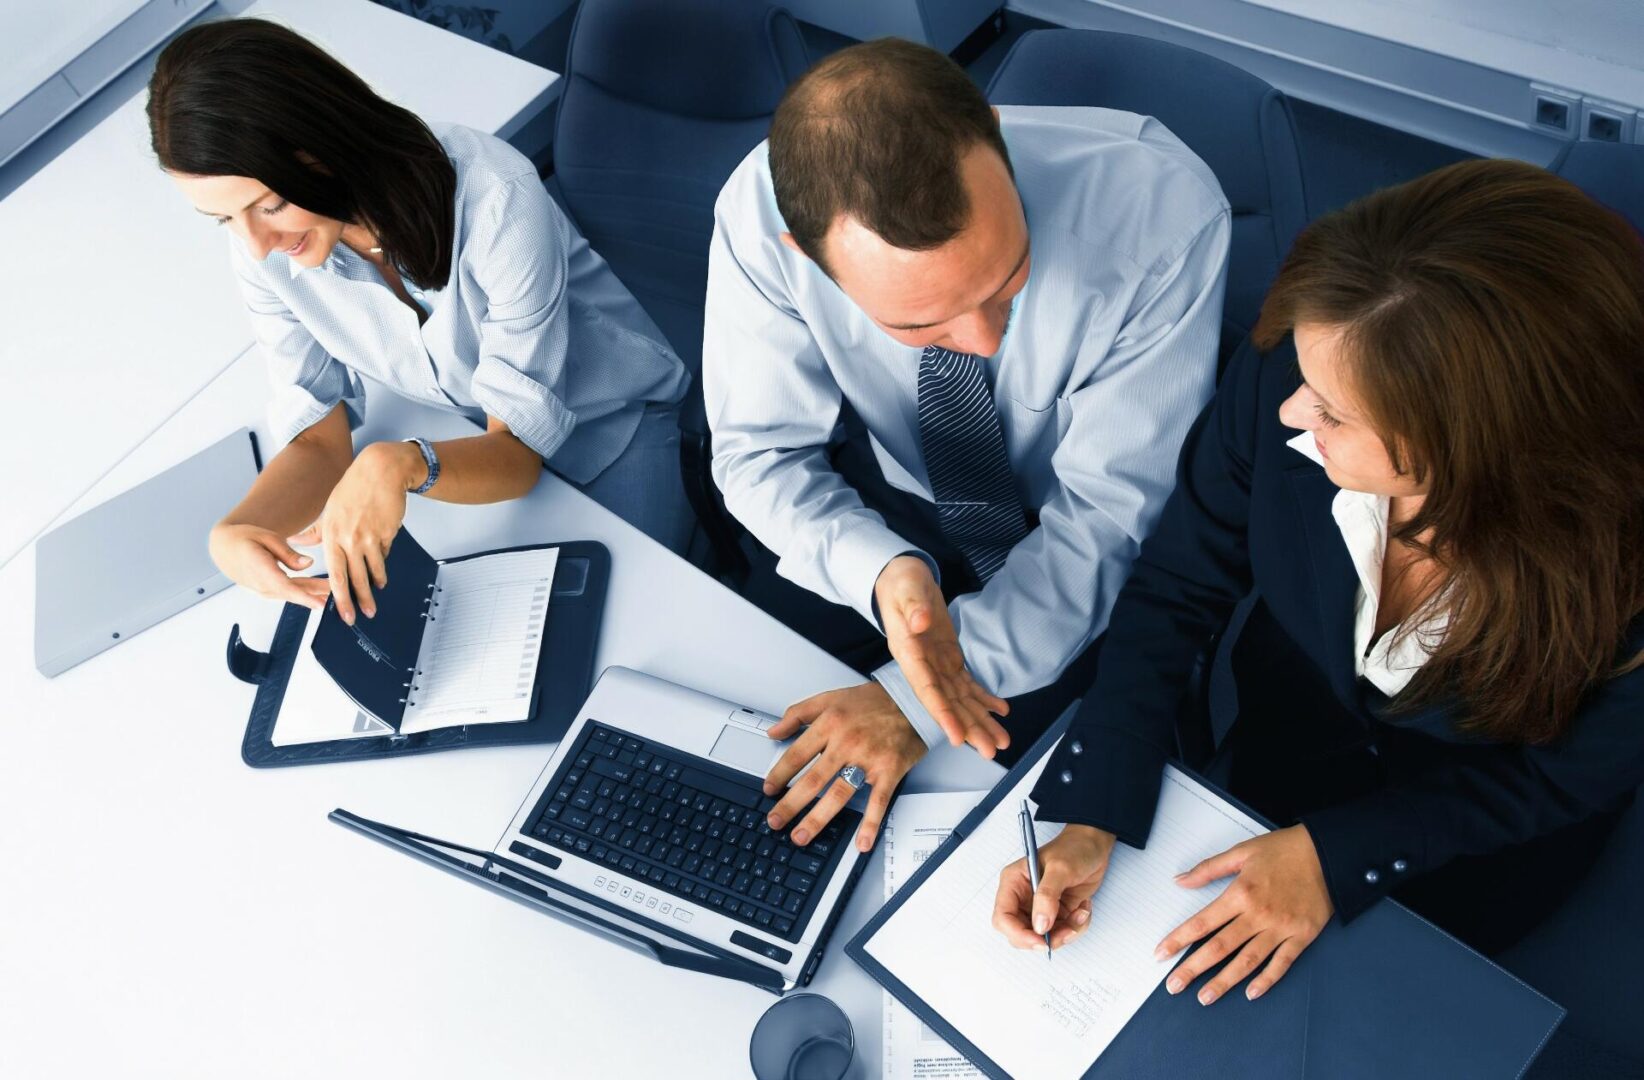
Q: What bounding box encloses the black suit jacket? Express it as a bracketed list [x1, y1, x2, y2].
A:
[1032, 336, 1644, 919]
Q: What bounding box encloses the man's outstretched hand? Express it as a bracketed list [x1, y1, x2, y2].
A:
[875, 555, 1009, 757]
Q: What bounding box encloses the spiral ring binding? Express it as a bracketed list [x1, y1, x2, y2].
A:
[404, 584, 443, 708]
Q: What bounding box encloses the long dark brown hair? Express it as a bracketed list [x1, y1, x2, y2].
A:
[1254, 158, 1644, 744]
[147, 19, 456, 289]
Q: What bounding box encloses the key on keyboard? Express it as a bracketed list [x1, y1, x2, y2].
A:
[522, 722, 859, 944]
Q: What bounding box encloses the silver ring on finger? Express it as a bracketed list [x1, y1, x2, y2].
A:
[836, 764, 867, 790]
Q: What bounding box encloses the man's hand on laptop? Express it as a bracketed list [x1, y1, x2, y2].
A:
[875, 555, 1011, 757]
[762, 682, 924, 854]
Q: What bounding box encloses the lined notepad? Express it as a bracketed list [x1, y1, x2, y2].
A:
[864, 754, 1266, 1080]
[399, 547, 559, 734]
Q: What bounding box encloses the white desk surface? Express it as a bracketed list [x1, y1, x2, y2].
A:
[0, 0, 560, 569]
[1, 348, 1004, 1078]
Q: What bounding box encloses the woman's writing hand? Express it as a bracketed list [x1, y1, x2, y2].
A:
[992, 824, 1116, 952]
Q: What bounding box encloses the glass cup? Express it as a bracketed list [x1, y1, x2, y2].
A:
[748, 992, 856, 1080]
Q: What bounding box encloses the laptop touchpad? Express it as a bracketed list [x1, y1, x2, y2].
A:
[710, 724, 779, 775]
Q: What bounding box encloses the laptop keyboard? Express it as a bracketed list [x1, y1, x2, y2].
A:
[521, 721, 859, 945]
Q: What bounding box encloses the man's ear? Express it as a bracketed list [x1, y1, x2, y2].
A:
[778, 231, 808, 259]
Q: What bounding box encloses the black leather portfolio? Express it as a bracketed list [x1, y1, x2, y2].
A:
[226, 531, 608, 768]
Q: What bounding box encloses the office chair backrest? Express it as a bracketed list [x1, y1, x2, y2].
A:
[986, 29, 1308, 358]
[553, 0, 809, 380]
[1506, 139, 1644, 1072]
[1555, 140, 1644, 235]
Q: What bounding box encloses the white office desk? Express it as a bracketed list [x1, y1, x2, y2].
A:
[0, 0, 560, 568]
[1, 351, 1004, 1077]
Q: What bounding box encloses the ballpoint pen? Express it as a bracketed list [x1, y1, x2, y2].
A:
[1019, 798, 1052, 960]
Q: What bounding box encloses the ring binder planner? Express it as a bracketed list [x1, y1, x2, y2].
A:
[228, 529, 609, 768]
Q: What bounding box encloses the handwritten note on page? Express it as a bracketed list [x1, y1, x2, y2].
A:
[863, 754, 1265, 1079]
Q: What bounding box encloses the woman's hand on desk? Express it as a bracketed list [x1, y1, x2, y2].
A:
[208, 523, 331, 609]
[1156, 825, 1333, 1005]
[289, 441, 420, 625]
[993, 824, 1115, 952]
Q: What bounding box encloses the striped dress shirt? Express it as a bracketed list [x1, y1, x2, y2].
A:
[703, 106, 1231, 747]
[231, 123, 689, 484]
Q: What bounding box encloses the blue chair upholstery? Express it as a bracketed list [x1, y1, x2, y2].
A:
[553, 0, 809, 573]
[1505, 801, 1644, 1075]
[1501, 139, 1644, 1077]
[1554, 140, 1644, 233]
[986, 29, 1308, 362]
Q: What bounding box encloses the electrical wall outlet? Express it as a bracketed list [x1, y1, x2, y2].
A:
[1580, 99, 1634, 143]
[1531, 84, 1579, 135]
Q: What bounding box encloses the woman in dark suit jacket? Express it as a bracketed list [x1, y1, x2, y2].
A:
[992, 158, 1644, 1005]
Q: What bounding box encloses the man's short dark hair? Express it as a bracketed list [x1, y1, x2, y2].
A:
[768, 38, 1014, 275]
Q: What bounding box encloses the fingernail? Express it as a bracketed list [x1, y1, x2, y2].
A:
[858, 835, 872, 853]
[1153, 945, 1169, 962]
[1075, 910, 1090, 925]
[297, 555, 312, 565]
[1247, 984, 1265, 1001]
[1166, 977, 1183, 994]
[1033, 915, 1048, 934]
[767, 815, 783, 829]
[1198, 988, 1216, 1006]
[364, 608, 375, 619]
[792, 830, 809, 845]
[1174, 872, 1188, 883]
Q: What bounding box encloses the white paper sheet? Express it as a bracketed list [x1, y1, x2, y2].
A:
[865, 754, 1267, 1080]
[399, 547, 558, 734]
[270, 609, 393, 747]
[881, 791, 989, 1080]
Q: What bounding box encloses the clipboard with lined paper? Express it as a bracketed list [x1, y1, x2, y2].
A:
[848, 719, 1564, 1079]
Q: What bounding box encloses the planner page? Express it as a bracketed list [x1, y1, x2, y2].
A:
[399, 547, 559, 734]
[864, 754, 1265, 1079]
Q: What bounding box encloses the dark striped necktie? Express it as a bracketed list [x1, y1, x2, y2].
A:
[917, 345, 1029, 582]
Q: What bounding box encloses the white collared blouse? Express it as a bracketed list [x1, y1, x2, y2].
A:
[1287, 431, 1448, 695]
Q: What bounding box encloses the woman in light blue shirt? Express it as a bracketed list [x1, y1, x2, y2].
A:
[147, 19, 691, 622]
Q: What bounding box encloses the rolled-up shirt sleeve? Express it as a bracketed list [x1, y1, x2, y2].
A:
[703, 196, 928, 624]
[465, 174, 579, 460]
[231, 242, 365, 445]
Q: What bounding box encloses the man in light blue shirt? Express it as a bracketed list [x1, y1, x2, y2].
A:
[702, 40, 1230, 853]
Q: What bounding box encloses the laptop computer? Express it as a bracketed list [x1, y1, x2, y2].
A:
[335, 666, 872, 992]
